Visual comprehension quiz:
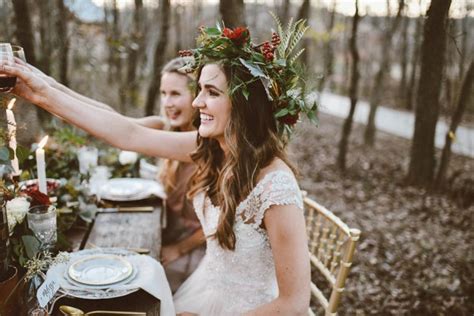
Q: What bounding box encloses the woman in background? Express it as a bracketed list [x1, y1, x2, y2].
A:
[158, 58, 205, 292]
[20, 57, 205, 291]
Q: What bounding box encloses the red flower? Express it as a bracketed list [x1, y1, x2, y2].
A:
[26, 190, 51, 207]
[278, 113, 299, 125]
[222, 27, 249, 46]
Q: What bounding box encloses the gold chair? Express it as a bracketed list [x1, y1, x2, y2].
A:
[303, 194, 361, 316]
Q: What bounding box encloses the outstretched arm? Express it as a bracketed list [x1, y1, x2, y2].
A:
[2, 63, 196, 161]
[21, 61, 167, 130]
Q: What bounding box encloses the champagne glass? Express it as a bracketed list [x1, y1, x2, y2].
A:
[11, 45, 26, 62]
[0, 43, 16, 93]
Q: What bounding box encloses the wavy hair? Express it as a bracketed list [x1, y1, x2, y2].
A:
[159, 57, 196, 193]
[188, 62, 295, 250]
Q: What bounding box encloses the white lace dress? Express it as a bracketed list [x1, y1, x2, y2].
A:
[173, 170, 303, 315]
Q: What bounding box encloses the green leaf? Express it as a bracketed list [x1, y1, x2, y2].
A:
[206, 27, 221, 36]
[22, 235, 40, 259]
[243, 88, 250, 100]
[275, 108, 289, 117]
[239, 58, 268, 79]
[0, 146, 10, 161]
[16, 144, 30, 164]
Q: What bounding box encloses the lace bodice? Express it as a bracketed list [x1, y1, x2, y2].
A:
[191, 170, 303, 313]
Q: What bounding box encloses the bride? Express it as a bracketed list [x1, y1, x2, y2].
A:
[2, 21, 316, 315]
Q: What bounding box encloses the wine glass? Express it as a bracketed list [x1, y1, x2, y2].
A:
[0, 43, 16, 93]
[11, 45, 26, 62]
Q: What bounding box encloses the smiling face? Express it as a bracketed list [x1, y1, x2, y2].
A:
[160, 72, 194, 131]
[192, 64, 232, 147]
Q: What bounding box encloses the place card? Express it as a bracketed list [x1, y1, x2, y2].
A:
[36, 276, 60, 308]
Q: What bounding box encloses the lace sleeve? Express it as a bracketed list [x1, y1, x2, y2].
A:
[242, 171, 303, 229]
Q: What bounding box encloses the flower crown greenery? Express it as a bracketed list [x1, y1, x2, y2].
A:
[179, 13, 318, 138]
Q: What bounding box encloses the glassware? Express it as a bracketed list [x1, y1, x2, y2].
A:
[77, 146, 99, 175]
[11, 45, 26, 62]
[0, 43, 16, 93]
[27, 205, 57, 250]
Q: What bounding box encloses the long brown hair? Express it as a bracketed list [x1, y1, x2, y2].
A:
[188, 62, 295, 250]
[159, 57, 196, 193]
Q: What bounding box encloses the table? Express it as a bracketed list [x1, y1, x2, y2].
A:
[50, 200, 164, 315]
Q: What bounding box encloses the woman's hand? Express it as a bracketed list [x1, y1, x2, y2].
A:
[1, 62, 50, 105]
[160, 244, 182, 266]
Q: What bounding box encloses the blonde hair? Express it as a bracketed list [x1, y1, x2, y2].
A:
[159, 57, 196, 193]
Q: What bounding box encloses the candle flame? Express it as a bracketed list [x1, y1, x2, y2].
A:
[38, 135, 49, 149]
[7, 98, 16, 110]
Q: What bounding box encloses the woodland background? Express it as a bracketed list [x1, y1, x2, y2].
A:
[0, 0, 473, 314]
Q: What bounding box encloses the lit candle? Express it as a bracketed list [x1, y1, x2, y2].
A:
[36, 136, 49, 194]
[6, 98, 20, 176]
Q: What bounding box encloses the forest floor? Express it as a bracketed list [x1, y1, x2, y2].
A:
[290, 113, 473, 315]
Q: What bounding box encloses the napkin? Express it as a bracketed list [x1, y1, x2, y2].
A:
[46, 251, 175, 316]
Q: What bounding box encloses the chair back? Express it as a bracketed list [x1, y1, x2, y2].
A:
[304, 195, 361, 316]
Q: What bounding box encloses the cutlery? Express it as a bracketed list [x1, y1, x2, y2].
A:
[127, 247, 150, 254]
[59, 305, 146, 316]
[98, 206, 154, 213]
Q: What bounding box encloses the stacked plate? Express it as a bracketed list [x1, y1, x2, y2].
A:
[98, 178, 166, 201]
[66, 254, 136, 289]
[57, 249, 140, 299]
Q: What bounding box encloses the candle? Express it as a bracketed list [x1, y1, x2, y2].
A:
[36, 136, 49, 194]
[6, 98, 20, 176]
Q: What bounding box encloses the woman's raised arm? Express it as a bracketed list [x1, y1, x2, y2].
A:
[1, 62, 196, 162]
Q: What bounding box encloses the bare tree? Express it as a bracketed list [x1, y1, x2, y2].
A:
[173, 3, 183, 53]
[144, 0, 171, 116]
[56, 0, 69, 86]
[435, 61, 473, 187]
[407, 0, 452, 186]
[318, 0, 337, 92]
[405, 7, 423, 110]
[277, 0, 291, 25]
[125, 0, 144, 108]
[296, 0, 311, 66]
[337, 0, 361, 171]
[11, 0, 37, 66]
[37, 0, 52, 75]
[363, 0, 405, 146]
[398, 13, 409, 98]
[219, 0, 245, 28]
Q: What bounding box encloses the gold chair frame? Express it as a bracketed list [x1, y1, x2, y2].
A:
[304, 195, 361, 316]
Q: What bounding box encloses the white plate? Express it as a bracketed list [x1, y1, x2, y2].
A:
[64, 261, 138, 290]
[98, 178, 166, 201]
[68, 254, 133, 286]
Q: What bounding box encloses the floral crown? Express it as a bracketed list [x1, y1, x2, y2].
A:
[179, 14, 318, 138]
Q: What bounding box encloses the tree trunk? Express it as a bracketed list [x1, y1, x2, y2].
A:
[318, 0, 337, 92]
[219, 0, 245, 28]
[458, 15, 468, 79]
[56, 0, 69, 86]
[407, 0, 452, 186]
[435, 61, 473, 188]
[337, 0, 361, 171]
[125, 0, 144, 108]
[296, 0, 311, 67]
[280, 0, 291, 25]
[11, 0, 37, 66]
[398, 14, 409, 99]
[144, 0, 171, 116]
[363, 0, 405, 146]
[37, 0, 52, 75]
[174, 3, 183, 54]
[405, 12, 422, 110]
